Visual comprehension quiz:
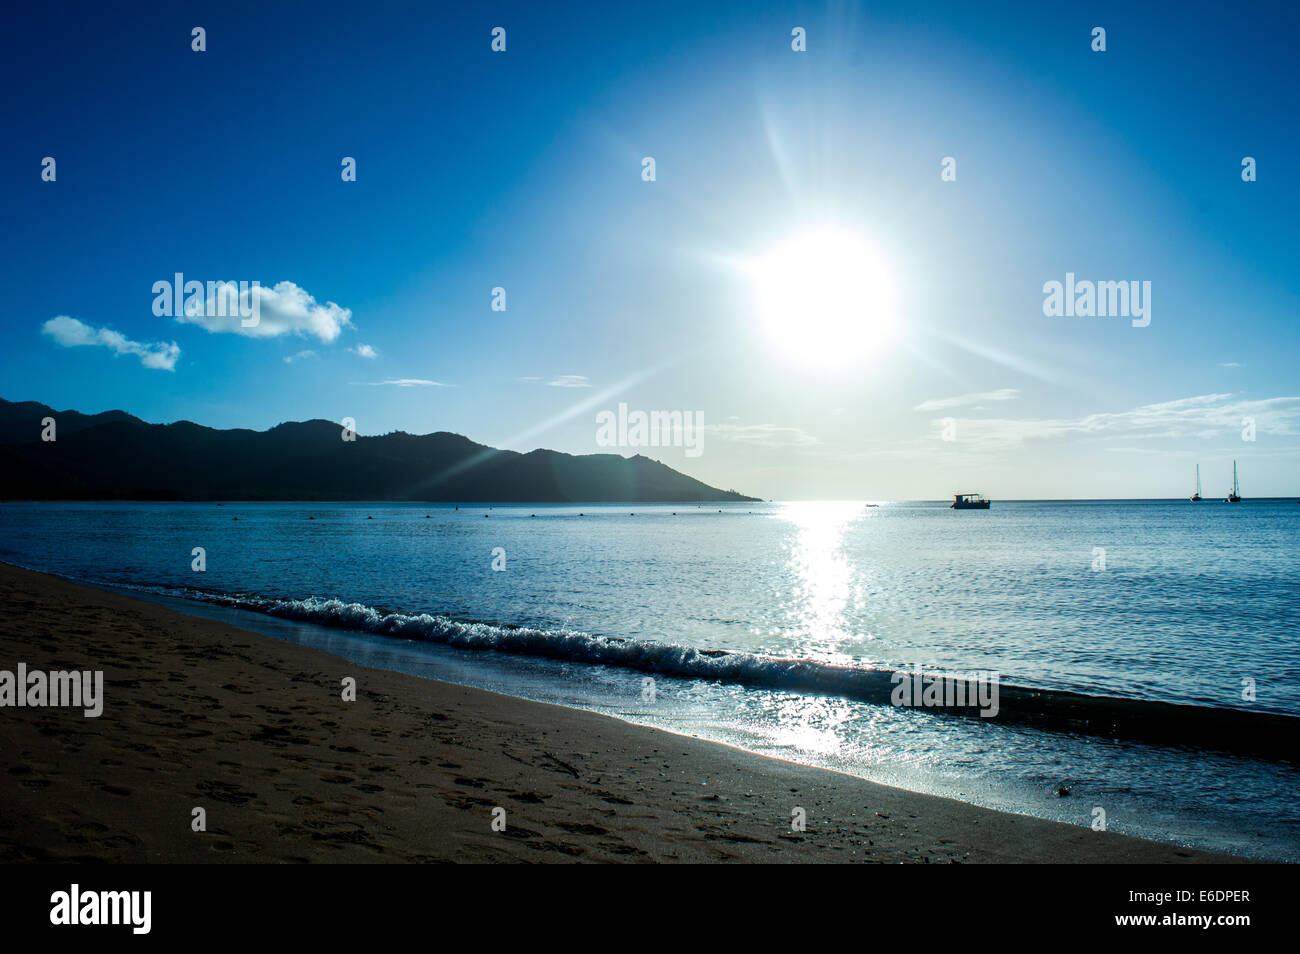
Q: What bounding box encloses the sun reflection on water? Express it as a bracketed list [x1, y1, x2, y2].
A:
[777, 501, 872, 664]
[767, 692, 857, 756]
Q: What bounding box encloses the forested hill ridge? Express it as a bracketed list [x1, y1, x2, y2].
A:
[0, 399, 757, 503]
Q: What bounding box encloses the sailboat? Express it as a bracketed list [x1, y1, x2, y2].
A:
[1190, 464, 1202, 502]
[1226, 461, 1242, 503]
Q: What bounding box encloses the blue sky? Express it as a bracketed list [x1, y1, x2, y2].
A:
[2, 0, 1297, 499]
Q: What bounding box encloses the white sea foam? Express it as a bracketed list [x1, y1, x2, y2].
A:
[225, 593, 877, 693]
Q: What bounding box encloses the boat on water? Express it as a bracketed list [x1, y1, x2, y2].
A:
[951, 493, 990, 510]
[1190, 464, 1202, 501]
[1226, 461, 1242, 503]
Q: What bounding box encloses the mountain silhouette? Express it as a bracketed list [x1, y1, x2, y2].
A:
[0, 399, 756, 503]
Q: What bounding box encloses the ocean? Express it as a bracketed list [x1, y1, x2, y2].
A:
[2, 498, 1297, 859]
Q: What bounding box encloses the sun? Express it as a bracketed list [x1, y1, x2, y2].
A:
[749, 226, 897, 370]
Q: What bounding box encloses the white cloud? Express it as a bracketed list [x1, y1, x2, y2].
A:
[547, 375, 590, 388]
[914, 389, 1020, 412]
[42, 316, 179, 371]
[519, 374, 591, 388]
[175, 281, 352, 343]
[917, 393, 1300, 453]
[349, 343, 378, 359]
[365, 379, 451, 388]
[284, 350, 317, 364]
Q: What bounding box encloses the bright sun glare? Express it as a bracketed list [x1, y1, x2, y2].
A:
[750, 227, 897, 370]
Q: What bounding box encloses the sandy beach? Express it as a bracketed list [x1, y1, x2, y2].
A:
[0, 562, 1239, 863]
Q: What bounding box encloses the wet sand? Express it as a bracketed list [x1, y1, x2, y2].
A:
[0, 562, 1238, 863]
